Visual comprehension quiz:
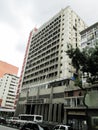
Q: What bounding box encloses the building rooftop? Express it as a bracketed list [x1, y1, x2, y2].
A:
[80, 22, 98, 34]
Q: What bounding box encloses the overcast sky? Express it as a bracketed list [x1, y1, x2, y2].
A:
[0, 0, 98, 76]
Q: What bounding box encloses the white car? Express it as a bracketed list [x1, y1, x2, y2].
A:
[15, 114, 43, 128]
[53, 124, 71, 130]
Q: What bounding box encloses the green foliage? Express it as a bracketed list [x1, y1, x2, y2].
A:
[66, 45, 98, 84]
[74, 78, 82, 88]
[66, 46, 86, 74]
[82, 46, 98, 76]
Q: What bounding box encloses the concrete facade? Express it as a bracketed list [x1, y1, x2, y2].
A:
[81, 22, 98, 48]
[15, 6, 86, 123]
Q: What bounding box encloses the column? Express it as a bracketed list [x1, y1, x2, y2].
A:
[38, 104, 41, 115]
[53, 104, 57, 122]
[44, 104, 48, 121]
[58, 103, 62, 123]
[48, 103, 53, 121]
[41, 104, 45, 119]
[63, 109, 67, 124]
[34, 105, 38, 114]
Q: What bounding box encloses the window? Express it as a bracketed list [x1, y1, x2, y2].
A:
[53, 126, 59, 130]
[91, 117, 98, 130]
[60, 126, 65, 130]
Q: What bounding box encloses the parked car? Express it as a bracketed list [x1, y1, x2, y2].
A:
[19, 121, 49, 130]
[14, 114, 43, 128]
[38, 122, 56, 130]
[0, 116, 6, 124]
[6, 116, 19, 126]
[18, 114, 43, 123]
[52, 124, 72, 130]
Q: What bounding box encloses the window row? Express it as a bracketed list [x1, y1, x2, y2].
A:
[32, 15, 61, 42]
[23, 71, 58, 85]
[31, 26, 60, 49]
[24, 64, 58, 78]
[26, 51, 59, 70]
[28, 45, 59, 64]
[29, 39, 59, 60]
[29, 34, 60, 56]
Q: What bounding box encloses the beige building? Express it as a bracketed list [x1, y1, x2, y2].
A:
[15, 6, 86, 123]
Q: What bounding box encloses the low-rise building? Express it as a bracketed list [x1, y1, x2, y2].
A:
[64, 22, 98, 130]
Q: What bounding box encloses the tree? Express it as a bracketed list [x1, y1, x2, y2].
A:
[66, 47, 85, 74]
[66, 46, 89, 128]
[81, 46, 98, 84]
[66, 46, 86, 88]
[66, 45, 98, 85]
[66, 44, 98, 130]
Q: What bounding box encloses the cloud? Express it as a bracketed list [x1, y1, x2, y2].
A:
[0, 1, 20, 30]
[0, 0, 98, 76]
[63, 0, 98, 25]
[0, 22, 18, 49]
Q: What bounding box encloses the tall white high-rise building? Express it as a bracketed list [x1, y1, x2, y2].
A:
[0, 74, 19, 109]
[15, 6, 87, 122]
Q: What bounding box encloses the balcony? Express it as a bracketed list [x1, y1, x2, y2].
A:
[64, 96, 84, 108]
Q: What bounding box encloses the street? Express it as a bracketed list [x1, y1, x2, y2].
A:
[0, 125, 18, 130]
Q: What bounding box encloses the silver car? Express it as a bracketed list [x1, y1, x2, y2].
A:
[52, 124, 71, 130]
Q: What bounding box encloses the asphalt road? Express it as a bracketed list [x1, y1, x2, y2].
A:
[0, 125, 18, 130]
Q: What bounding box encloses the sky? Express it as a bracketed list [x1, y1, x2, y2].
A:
[0, 0, 98, 76]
